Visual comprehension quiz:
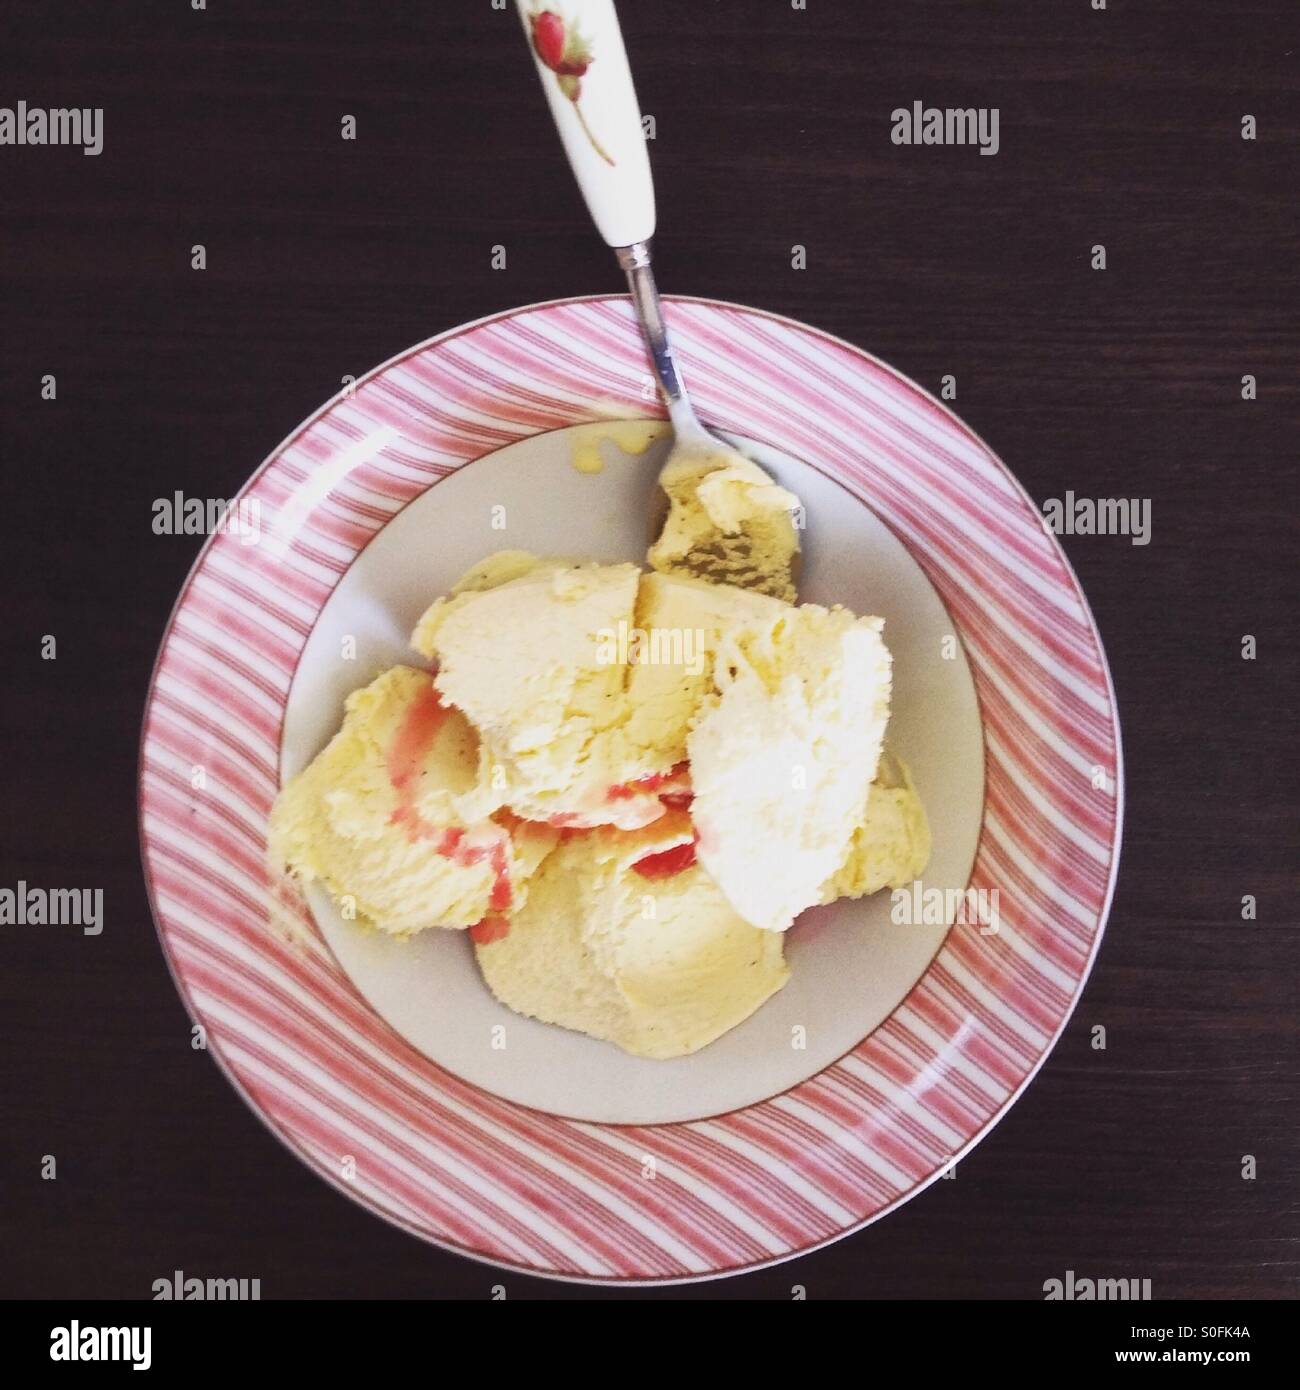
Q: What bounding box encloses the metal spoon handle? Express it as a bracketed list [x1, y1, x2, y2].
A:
[616, 242, 701, 435]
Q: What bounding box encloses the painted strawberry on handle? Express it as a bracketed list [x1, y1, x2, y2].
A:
[528, 7, 615, 166]
[530, 10, 568, 71]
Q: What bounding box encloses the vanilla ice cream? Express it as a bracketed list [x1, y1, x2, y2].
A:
[411, 558, 666, 829]
[273, 495, 929, 1059]
[268, 666, 556, 934]
[821, 751, 931, 901]
[475, 813, 789, 1059]
[689, 605, 892, 932]
[612, 570, 787, 781]
[446, 548, 548, 595]
[647, 447, 801, 601]
[411, 557, 789, 828]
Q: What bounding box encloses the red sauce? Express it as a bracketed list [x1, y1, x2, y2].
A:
[469, 914, 510, 944]
[630, 839, 697, 879]
[659, 791, 694, 811]
[385, 680, 513, 911]
[434, 825, 464, 855]
[487, 838, 512, 912]
[389, 803, 426, 839]
[385, 680, 450, 796]
[422, 828, 513, 911]
[607, 760, 690, 801]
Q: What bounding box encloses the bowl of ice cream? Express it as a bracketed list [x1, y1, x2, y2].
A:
[264, 424, 973, 1122]
[140, 295, 1121, 1281]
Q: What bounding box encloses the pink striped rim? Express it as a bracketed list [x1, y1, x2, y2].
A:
[138, 295, 1122, 1282]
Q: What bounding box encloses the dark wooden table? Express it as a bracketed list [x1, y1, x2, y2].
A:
[2, 0, 1296, 1300]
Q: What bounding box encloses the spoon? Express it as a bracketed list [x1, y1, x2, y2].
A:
[515, 0, 801, 600]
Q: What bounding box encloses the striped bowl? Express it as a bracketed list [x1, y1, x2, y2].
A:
[139, 296, 1123, 1282]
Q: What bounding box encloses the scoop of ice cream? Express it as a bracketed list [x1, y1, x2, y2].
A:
[613, 570, 788, 781]
[267, 666, 556, 934]
[474, 813, 789, 1059]
[412, 556, 791, 830]
[820, 750, 931, 902]
[411, 558, 666, 829]
[688, 605, 892, 932]
[647, 447, 801, 601]
[269, 509, 929, 1061]
[446, 549, 547, 595]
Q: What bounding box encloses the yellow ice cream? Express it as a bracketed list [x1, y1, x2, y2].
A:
[272, 484, 929, 1060]
[689, 605, 893, 932]
[475, 814, 789, 1059]
[411, 558, 663, 829]
[612, 570, 788, 781]
[821, 751, 931, 901]
[647, 447, 801, 601]
[566, 418, 669, 475]
[412, 556, 788, 827]
[446, 548, 547, 595]
[268, 666, 556, 934]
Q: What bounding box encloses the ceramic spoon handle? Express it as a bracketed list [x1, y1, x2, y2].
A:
[515, 4, 699, 430]
[514, 1, 656, 249]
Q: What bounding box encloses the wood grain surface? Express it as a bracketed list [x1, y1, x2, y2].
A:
[0, 0, 1296, 1299]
